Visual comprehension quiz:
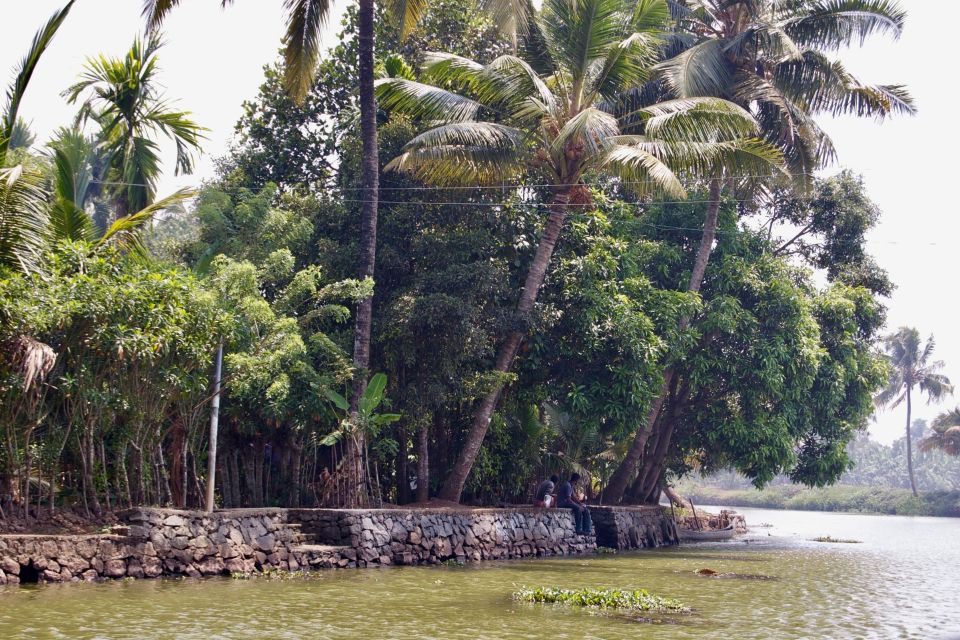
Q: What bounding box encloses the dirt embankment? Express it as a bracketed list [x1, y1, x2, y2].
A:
[0, 508, 119, 536]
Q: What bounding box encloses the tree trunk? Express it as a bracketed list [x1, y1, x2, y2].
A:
[333, 0, 381, 509]
[230, 450, 241, 507]
[605, 179, 721, 503]
[396, 424, 410, 504]
[81, 429, 102, 516]
[416, 423, 429, 503]
[639, 409, 679, 502]
[906, 386, 918, 497]
[438, 193, 573, 502]
[290, 442, 302, 507]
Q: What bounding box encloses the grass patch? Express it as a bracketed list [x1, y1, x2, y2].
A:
[513, 586, 688, 612]
[810, 536, 862, 544]
[596, 546, 618, 554]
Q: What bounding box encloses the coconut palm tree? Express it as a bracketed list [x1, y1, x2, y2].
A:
[63, 34, 205, 218]
[376, 0, 783, 502]
[920, 409, 960, 457]
[876, 327, 953, 496]
[604, 0, 914, 502]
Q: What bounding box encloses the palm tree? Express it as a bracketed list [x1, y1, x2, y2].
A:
[376, 0, 783, 502]
[876, 327, 953, 496]
[63, 34, 205, 218]
[0, 2, 75, 273]
[920, 408, 960, 457]
[604, 0, 914, 502]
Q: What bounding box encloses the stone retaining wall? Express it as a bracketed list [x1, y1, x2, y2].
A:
[124, 507, 308, 577]
[0, 505, 677, 584]
[0, 534, 153, 584]
[590, 505, 679, 550]
[290, 508, 596, 566]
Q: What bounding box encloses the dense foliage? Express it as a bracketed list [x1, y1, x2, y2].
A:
[0, 0, 935, 518]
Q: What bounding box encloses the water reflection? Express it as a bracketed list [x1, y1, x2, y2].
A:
[0, 507, 958, 639]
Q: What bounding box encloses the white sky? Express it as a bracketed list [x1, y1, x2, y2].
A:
[2, 0, 954, 445]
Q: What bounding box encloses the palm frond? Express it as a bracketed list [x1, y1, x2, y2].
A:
[97, 187, 194, 256]
[918, 373, 953, 403]
[590, 32, 662, 103]
[480, 0, 534, 42]
[48, 145, 96, 244]
[932, 408, 960, 430]
[0, 164, 48, 272]
[384, 143, 526, 186]
[723, 22, 803, 61]
[781, 0, 906, 50]
[539, 0, 632, 84]
[1, 1, 74, 164]
[282, 0, 332, 104]
[775, 52, 915, 118]
[633, 97, 758, 143]
[142, 0, 181, 31]
[375, 78, 484, 122]
[402, 122, 527, 151]
[550, 107, 619, 157]
[655, 39, 732, 99]
[599, 144, 686, 198]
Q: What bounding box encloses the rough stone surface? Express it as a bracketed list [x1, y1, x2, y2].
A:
[590, 505, 679, 550]
[0, 505, 676, 584]
[289, 507, 602, 567]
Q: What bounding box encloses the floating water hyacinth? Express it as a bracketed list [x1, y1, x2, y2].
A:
[512, 586, 688, 612]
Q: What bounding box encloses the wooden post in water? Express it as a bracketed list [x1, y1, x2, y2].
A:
[690, 497, 702, 531]
[205, 341, 223, 513]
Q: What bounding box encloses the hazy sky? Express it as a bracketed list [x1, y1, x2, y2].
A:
[3, 1, 954, 445]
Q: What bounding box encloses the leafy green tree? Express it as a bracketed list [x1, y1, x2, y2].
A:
[64, 34, 205, 217]
[876, 327, 954, 496]
[606, 0, 912, 501]
[179, 184, 365, 506]
[0, 245, 229, 514]
[765, 169, 892, 296]
[377, 0, 781, 502]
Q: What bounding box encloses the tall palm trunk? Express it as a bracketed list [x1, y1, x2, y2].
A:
[605, 178, 721, 503]
[338, 0, 380, 508]
[905, 385, 918, 497]
[438, 191, 573, 502]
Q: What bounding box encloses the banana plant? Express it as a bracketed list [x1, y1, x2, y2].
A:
[321, 373, 402, 446]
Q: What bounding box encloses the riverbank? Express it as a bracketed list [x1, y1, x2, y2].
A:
[679, 482, 960, 517]
[0, 505, 677, 584]
[4, 507, 957, 639]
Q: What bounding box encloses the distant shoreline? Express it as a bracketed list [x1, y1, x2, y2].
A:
[679, 484, 960, 518]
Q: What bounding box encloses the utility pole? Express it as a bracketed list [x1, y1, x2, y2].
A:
[205, 341, 223, 513]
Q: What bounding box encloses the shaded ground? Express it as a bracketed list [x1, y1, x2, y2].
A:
[0, 507, 119, 535]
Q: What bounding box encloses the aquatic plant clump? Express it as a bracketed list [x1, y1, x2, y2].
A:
[513, 586, 688, 612]
[811, 536, 863, 544]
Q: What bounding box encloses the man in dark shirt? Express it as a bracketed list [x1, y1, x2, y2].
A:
[557, 473, 593, 535]
[534, 474, 559, 507]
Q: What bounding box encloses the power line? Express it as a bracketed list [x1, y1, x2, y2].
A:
[88, 171, 808, 193]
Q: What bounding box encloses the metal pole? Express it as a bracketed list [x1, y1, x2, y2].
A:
[205, 341, 223, 513]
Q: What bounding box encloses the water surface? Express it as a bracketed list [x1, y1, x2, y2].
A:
[2, 507, 958, 639]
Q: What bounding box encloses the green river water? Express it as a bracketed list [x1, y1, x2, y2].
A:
[1, 507, 957, 639]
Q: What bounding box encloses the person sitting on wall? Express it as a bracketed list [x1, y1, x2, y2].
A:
[557, 473, 593, 535]
[534, 474, 559, 508]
